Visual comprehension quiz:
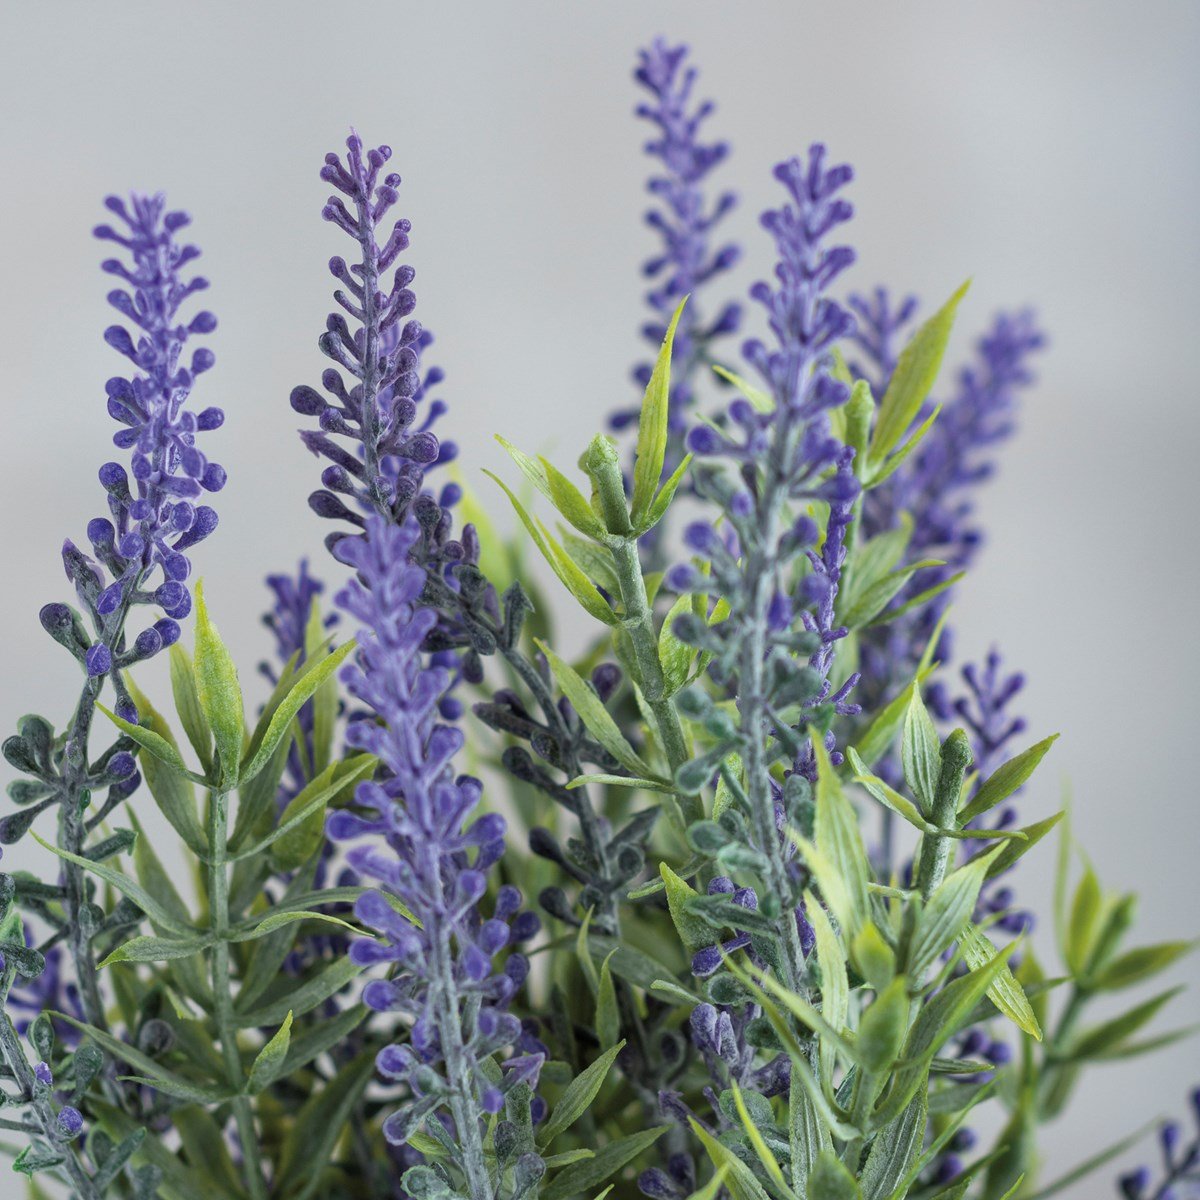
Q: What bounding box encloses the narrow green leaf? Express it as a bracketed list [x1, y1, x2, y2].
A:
[1023, 1119, 1160, 1200]
[125, 678, 206, 854]
[486, 471, 619, 626]
[661, 862, 710, 954]
[639, 452, 693, 535]
[659, 593, 698, 696]
[860, 1093, 926, 1200]
[193, 580, 244, 786]
[984, 811, 1064, 879]
[806, 891, 848, 1084]
[865, 570, 964, 627]
[247, 1011, 294, 1092]
[128, 810, 192, 925]
[541, 1124, 669, 1200]
[240, 640, 355, 785]
[226, 909, 362, 942]
[852, 666, 935, 770]
[1065, 986, 1184, 1061]
[809, 1148, 862, 1200]
[908, 847, 1002, 979]
[869, 279, 969, 466]
[236, 957, 362, 1027]
[539, 1040, 626, 1147]
[566, 773, 673, 793]
[688, 1119, 773, 1200]
[902, 688, 940, 814]
[631, 297, 686, 526]
[169, 643, 213, 775]
[537, 639, 650, 776]
[1065, 860, 1103, 977]
[31, 831, 195, 935]
[730, 1082, 787, 1189]
[789, 1068, 833, 1194]
[496, 436, 607, 540]
[712, 362, 772, 412]
[849, 750, 929, 832]
[960, 922, 1041, 1040]
[958, 735, 1059, 824]
[1090, 939, 1199, 991]
[595, 950, 620, 1048]
[99, 934, 213, 966]
[858, 975, 911, 1073]
[863, 403, 940, 489]
[97, 703, 203, 784]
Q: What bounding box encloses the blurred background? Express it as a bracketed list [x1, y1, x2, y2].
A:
[1, 1, 1196, 1190]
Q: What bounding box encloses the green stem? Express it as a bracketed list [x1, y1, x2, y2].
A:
[207, 790, 269, 1200]
[914, 729, 973, 901]
[610, 538, 691, 781]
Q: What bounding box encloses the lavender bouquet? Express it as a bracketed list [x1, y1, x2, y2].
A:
[1, 36, 1194, 1200]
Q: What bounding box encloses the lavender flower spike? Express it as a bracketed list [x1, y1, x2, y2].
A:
[292, 133, 453, 546]
[328, 516, 540, 1194]
[612, 38, 741, 463]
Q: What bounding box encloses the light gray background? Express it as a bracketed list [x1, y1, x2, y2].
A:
[1, 1, 1196, 1190]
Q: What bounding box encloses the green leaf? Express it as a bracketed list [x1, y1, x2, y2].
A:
[959, 922, 1041, 1040]
[172, 1108, 245, 1198]
[247, 1010, 293, 1092]
[639, 452, 693, 535]
[97, 703, 204, 784]
[712, 362, 772, 412]
[55, 1014, 232, 1104]
[1089, 939, 1199, 991]
[794, 733, 871, 942]
[852, 666, 935, 770]
[566, 773, 673, 793]
[630, 298, 686, 527]
[868, 279, 969, 467]
[1064, 986, 1184, 1061]
[496, 436, 607, 540]
[537, 639, 651, 776]
[233, 754, 375, 867]
[809, 1148, 862, 1200]
[193, 580, 245, 787]
[806, 891, 848, 1084]
[1065, 860, 1103, 977]
[240, 640, 356, 785]
[541, 1124, 669, 1200]
[688, 1119, 773, 1200]
[31, 830, 195, 935]
[128, 810, 192, 926]
[661, 862, 710, 954]
[236, 957, 362, 1027]
[595, 950, 620, 1048]
[1022, 1118, 1160, 1200]
[857, 976, 910, 1073]
[170, 643, 213, 776]
[487, 471, 618, 626]
[99, 933, 214, 966]
[902, 688, 940, 814]
[729, 1083, 787, 1189]
[840, 561, 942, 631]
[859, 1093, 926, 1200]
[125, 677, 206, 854]
[865, 570, 964, 627]
[539, 1040, 625, 1147]
[958, 734, 1059, 824]
[849, 750, 929, 832]
[275, 1052, 376, 1200]
[659, 593, 698, 697]
[789, 1068, 833, 1193]
[983, 811, 1064, 879]
[227, 909, 361, 942]
[559, 527, 621, 593]
[908, 846, 1002, 978]
[863, 403, 940, 489]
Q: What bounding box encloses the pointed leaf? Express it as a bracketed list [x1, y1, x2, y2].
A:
[902, 689, 940, 814]
[631, 298, 686, 525]
[541, 1125, 670, 1200]
[958, 735, 1059, 824]
[959, 922, 1041, 1039]
[539, 1040, 626, 1147]
[193, 580, 244, 786]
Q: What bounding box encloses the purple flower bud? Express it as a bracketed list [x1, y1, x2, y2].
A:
[85, 644, 112, 677]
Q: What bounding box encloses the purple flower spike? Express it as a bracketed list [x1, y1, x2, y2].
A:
[328, 515, 540, 1184]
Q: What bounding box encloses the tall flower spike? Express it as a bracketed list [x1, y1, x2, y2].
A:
[77, 195, 224, 690]
[327, 516, 541, 1195]
[613, 39, 741, 476]
[669, 145, 859, 999]
[291, 133, 455, 551]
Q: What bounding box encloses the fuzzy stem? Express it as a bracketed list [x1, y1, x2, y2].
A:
[0, 970, 101, 1200]
[914, 730, 973, 901]
[207, 790, 268, 1200]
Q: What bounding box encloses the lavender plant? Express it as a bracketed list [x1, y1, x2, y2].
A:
[0, 34, 1194, 1200]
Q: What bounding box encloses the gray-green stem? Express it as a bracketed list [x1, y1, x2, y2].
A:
[914, 730, 973, 901]
[0, 970, 101, 1200]
[207, 789, 268, 1200]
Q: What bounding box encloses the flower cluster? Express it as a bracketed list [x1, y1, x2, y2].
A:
[67, 195, 224, 698]
[611, 38, 741, 472]
[291, 134, 456, 551]
[328, 516, 541, 1193]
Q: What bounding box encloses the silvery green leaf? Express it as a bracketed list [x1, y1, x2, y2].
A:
[958, 734, 1059, 824]
[868, 279, 969, 469]
[169, 644, 212, 777]
[1065, 985, 1184, 1061]
[630, 297, 686, 527]
[959, 922, 1041, 1040]
[907, 846, 1002, 979]
[538, 1040, 625, 1147]
[808, 1149, 862, 1200]
[99, 934, 213, 966]
[688, 1120, 773, 1200]
[1089, 938, 1199, 991]
[247, 1011, 293, 1093]
[901, 688, 940, 814]
[193, 580, 244, 788]
[541, 1124, 669, 1200]
[860, 1093, 926, 1200]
